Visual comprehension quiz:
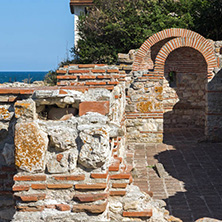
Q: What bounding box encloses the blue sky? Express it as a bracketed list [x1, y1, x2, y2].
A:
[0, 0, 74, 71]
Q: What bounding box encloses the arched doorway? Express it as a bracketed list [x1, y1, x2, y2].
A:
[163, 47, 208, 132]
[130, 29, 218, 143]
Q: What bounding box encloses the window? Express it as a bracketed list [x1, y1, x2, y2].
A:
[168, 71, 177, 87]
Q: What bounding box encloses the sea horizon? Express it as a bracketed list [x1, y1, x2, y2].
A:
[0, 71, 48, 83]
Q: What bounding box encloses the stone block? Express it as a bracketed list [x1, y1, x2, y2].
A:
[14, 122, 48, 173]
[72, 201, 108, 214]
[79, 101, 109, 116]
[14, 99, 36, 120]
[73, 192, 108, 202]
[0, 105, 14, 121]
[78, 126, 110, 169]
[48, 125, 78, 151]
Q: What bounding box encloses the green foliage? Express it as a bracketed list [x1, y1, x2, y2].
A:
[44, 70, 57, 86]
[191, 0, 222, 40]
[73, 0, 222, 64]
[73, 0, 195, 64]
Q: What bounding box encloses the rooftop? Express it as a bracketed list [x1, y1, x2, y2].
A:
[70, 0, 93, 14]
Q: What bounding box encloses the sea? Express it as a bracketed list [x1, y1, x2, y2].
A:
[0, 71, 48, 84]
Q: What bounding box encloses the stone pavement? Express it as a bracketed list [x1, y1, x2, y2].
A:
[126, 128, 222, 222]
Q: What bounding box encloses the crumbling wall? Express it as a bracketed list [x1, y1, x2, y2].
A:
[125, 71, 164, 143]
[0, 64, 176, 222]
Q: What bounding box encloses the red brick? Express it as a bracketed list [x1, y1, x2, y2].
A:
[54, 175, 85, 181]
[122, 211, 152, 217]
[14, 175, 46, 181]
[85, 81, 106, 85]
[69, 70, 90, 74]
[72, 201, 108, 214]
[12, 185, 30, 191]
[75, 183, 107, 190]
[47, 184, 73, 189]
[110, 174, 131, 179]
[112, 183, 128, 188]
[107, 81, 119, 85]
[110, 190, 126, 196]
[56, 204, 71, 211]
[78, 64, 95, 68]
[79, 101, 109, 116]
[109, 162, 120, 172]
[17, 205, 45, 212]
[96, 75, 111, 79]
[56, 70, 66, 74]
[31, 184, 47, 190]
[57, 75, 77, 80]
[91, 69, 106, 73]
[91, 172, 108, 179]
[107, 69, 119, 73]
[73, 192, 108, 202]
[79, 75, 97, 79]
[19, 193, 46, 202]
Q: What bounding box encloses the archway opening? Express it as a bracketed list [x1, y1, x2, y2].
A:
[163, 47, 208, 141]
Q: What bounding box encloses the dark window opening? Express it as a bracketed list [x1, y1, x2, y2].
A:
[168, 71, 177, 88]
[220, 47, 222, 55]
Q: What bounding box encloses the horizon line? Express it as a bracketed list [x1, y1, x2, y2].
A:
[0, 70, 49, 72]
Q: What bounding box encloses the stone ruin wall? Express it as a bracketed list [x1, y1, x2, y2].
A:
[1, 28, 222, 221]
[0, 65, 175, 222]
[128, 29, 222, 142]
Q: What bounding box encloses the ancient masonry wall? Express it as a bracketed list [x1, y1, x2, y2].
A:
[0, 65, 172, 222]
[0, 28, 222, 221]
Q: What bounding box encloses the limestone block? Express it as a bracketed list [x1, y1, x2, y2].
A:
[84, 88, 111, 101]
[78, 126, 110, 169]
[48, 125, 78, 151]
[15, 122, 48, 173]
[14, 99, 36, 120]
[78, 112, 109, 125]
[46, 151, 78, 174]
[0, 105, 14, 121]
[109, 201, 123, 213]
[2, 143, 14, 165]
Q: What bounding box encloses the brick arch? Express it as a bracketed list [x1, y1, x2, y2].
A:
[133, 28, 215, 71]
[155, 37, 217, 79]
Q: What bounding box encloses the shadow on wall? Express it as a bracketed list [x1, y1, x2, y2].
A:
[0, 118, 16, 222]
[206, 69, 222, 141]
[163, 47, 207, 132]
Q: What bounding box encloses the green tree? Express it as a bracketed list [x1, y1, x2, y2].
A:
[191, 0, 222, 40]
[73, 0, 195, 64]
[73, 0, 222, 65]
